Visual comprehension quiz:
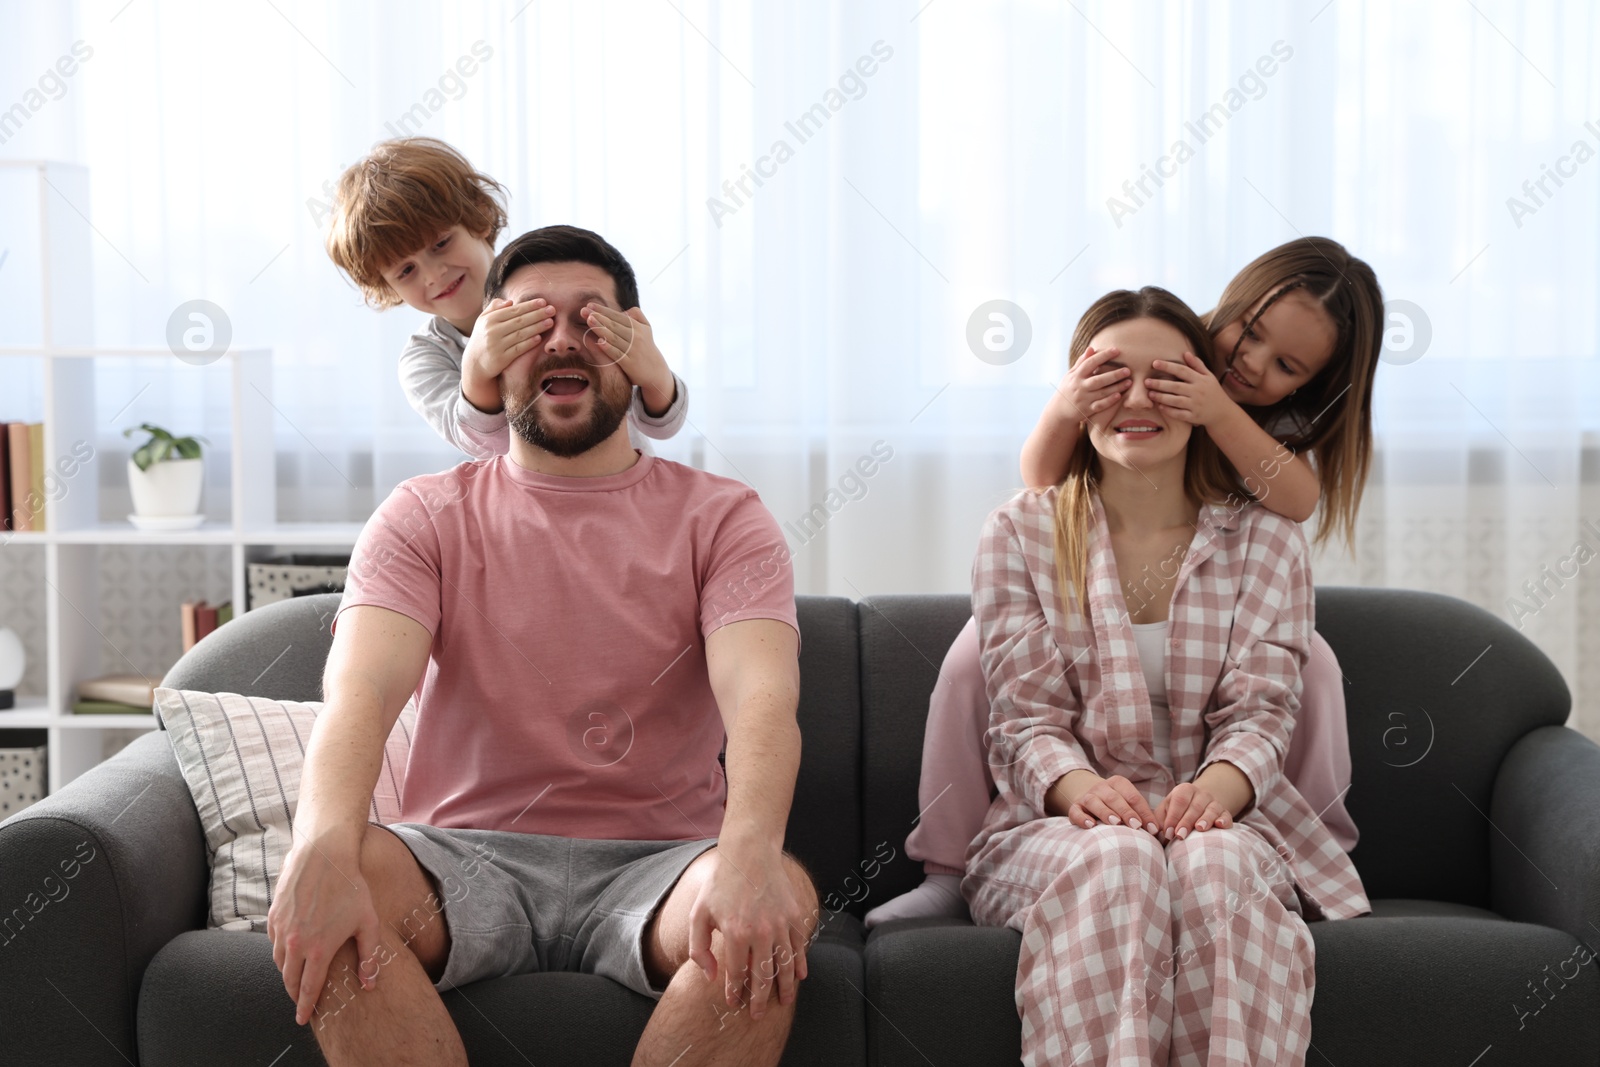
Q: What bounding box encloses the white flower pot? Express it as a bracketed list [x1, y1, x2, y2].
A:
[128, 457, 203, 518]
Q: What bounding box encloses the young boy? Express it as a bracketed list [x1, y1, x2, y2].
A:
[324, 137, 688, 459]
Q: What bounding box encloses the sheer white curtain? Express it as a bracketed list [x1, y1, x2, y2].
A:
[3, 0, 1597, 737]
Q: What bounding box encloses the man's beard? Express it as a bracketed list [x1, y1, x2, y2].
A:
[504, 360, 632, 458]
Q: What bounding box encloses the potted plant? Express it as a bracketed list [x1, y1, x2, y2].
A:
[124, 423, 207, 530]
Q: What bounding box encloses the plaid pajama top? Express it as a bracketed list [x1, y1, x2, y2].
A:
[970, 487, 1370, 921]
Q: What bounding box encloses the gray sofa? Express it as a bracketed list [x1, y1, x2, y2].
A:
[2, 588, 1598, 1065]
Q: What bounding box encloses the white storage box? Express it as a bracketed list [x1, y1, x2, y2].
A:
[246, 554, 349, 611]
[0, 746, 46, 816]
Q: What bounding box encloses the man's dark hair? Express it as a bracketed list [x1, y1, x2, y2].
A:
[484, 225, 640, 310]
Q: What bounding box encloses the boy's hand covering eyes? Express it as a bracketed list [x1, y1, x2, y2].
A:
[460, 297, 555, 414]
[581, 304, 677, 416]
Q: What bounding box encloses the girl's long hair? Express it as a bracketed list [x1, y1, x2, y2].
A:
[1053, 288, 1250, 618]
[1205, 237, 1384, 548]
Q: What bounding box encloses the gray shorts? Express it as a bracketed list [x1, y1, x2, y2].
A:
[384, 823, 718, 998]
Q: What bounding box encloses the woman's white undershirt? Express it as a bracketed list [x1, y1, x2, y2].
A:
[1131, 620, 1172, 767]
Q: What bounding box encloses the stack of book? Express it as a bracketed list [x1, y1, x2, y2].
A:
[182, 599, 234, 652]
[74, 674, 156, 715]
[1, 422, 47, 532]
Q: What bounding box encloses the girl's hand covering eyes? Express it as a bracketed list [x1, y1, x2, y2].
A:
[1048, 346, 1133, 429]
[1143, 351, 1236, 428]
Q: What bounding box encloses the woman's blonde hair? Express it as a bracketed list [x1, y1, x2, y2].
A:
[1205, 237, 1384, 548]
[325, 137, 508, 308]
[1053, 287, 1250, 618]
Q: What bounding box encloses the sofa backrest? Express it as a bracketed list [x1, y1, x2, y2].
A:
[1313, 587, 1568, 904]
[164, 592, 340, 703]
[160, 592, 868, 909]
[855, 595, 975, 912]
[851, 587, 1574, 913]
[786, 597, 864, 907]
[164, 586, 1575, 915]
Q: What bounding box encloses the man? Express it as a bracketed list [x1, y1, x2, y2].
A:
[267, 225, 818, 1066]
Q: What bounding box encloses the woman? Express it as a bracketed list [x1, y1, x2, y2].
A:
[868, 238, 1380, 928]
[965, 287, 1368, 1066]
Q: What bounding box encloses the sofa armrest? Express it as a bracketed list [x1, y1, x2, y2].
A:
[1491, 725, 1600, 949]
[0, 730, 208, 1065]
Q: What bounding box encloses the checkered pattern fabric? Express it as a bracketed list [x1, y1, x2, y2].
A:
[967, 820, 1313, 1066]
[964, 488, 1368, 1065]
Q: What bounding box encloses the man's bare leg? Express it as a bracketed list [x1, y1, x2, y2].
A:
[632, 848, 820, 1067]
[308, 824, 467, 1067]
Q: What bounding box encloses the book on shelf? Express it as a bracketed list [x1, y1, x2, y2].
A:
[73, 699, 152, 716]
[77, 674, 157, 707]
[181, 599, 197, 651]
[27, 423, 43, 532]
[0, 425, 10, 532]
[195, 601, 218, 641]
[6, 422, 33, 533]
[181, 599, 232, 651]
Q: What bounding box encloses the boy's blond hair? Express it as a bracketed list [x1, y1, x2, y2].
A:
[325, 137, 508, 308]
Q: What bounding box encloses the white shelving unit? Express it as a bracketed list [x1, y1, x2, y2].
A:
[0, 160, 363, 792]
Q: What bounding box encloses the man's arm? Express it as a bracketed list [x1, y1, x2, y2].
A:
[690, 617, 810, 1020]
[267, 605, 431, 1025]
[297, 606, 431, 849]
[706, 617, 802, 853]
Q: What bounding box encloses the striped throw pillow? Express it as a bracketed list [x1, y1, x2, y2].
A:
[154, 688, 417, 932]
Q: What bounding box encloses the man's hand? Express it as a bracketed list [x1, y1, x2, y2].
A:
[581, 304, 676, 416]
[687, 846, 813, 1021]
[461, 297, 556, 414]
[267, 836, 382, 1027]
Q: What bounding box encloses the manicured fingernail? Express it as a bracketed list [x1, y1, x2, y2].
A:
[1197, 821, 1208, 831]
[1176, 827, 1188, 839]
[1106, 815, 1121, 825]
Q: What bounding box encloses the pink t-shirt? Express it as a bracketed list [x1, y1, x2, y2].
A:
[334, 451, 800, 842]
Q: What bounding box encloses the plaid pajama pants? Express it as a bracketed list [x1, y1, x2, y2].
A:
[965, 819, 1315, 1067]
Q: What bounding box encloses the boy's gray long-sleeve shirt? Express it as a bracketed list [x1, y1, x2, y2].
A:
[399, 315, 690, 460]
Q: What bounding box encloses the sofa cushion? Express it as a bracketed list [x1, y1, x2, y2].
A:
[862, 902, 1600, 1067]
[138, 917, 869, 1067]
[153, 687, 416, 930]
[1307, 904, 1600, 1064]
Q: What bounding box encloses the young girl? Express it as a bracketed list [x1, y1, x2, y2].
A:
[324, 137, 690, 459]
[965, 286, 1369, 1065]
[867, 238, 1383, 926]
